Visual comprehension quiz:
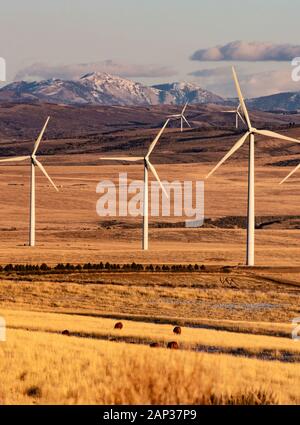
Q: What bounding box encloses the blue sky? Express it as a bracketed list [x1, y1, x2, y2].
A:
[1, 0, 300, 96]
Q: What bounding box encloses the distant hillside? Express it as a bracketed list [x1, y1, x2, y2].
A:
[0, 103, 299, 166]
[0, 73, 224, 106]
[248, 92, 300, 112]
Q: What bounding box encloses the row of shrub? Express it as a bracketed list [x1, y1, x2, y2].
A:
[0, 262, 209, 273]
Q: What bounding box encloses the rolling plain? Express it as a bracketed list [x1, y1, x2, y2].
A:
[0, 103, 299, 404]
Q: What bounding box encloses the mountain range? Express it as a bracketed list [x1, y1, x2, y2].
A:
[0, 73, 223, 107]
[247, 92, 300, 112]
[0, 72, 300, 112]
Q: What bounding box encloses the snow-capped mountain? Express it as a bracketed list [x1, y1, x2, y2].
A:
[0, 72, 224, 106]
[79, 73, 161, 105]
[0, 79, 93, 104]
[2, 72, 300, 111]
[152, 82, 224, 105]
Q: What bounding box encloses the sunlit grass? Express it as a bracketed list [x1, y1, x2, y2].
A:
[1, 328, 298, 404]
[2, 308, 298, 357]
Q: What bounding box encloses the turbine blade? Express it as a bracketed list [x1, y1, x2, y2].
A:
[0, 155, 30, 163]
[33, 117, 50, 155]
[167, 114, 181, 118]
[253, 129, 300, 144]
[206, 132, 250, 179]
[146, 159, 168, 198]
[99, 156, 144, 162]
[182, 102, 188, 114]
[279, 162, 300, 184]
[182, 115, 191, 127]
[35, 159, 59, 191]
[232, 67, 251, 129]
[222, 110, 236, 113]
[237, 110, 246, 125]
[146, 119, 170, 157]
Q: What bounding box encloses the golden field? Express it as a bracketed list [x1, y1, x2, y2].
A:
[0, 312, 300, 405]
[0, 264, 299, 405]
[0, 151, 299, 404]
[2, 308, 300, 359]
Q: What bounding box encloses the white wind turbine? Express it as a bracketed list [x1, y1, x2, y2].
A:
[279, 161, 300, 184]
[100, 119, 170, 250]
[222, 103, 246, 129]
[168, 102, 191, 132]
[206, 67, 300, 266]
[0, 117, 58, 247]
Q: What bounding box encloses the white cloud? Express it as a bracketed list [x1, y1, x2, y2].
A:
[189, 66, 300, 98]
[15, 60, 177, 81]
[241, 69, 300, 97]
[191, 41, 300, 62]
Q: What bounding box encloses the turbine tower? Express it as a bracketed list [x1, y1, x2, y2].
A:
[0, 117, 58, 247]
[222, 104, 246, 129]
[100, 119, 169, 250]
[168, 102, 191, 132]
[206, 67, 300, 266]
[279, 162, 300, 184]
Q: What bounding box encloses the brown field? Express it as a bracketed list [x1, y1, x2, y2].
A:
[0, 106, 299, 404]
[0, 155, 299, 266]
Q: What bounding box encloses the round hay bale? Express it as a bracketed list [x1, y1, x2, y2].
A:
[167, 341, 179, 349]
[114, 322, 123, 329]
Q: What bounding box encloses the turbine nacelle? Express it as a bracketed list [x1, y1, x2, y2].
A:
[100, 119, 170, 198]
[206, 75, 300, 181]
[222, 103, 246, 128]
[168, 102, 191, 131]
[0, 117, 58, 191]
[31, 155, 38, 165]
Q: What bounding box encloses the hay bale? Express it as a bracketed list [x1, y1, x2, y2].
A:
[114, 322, 123, 329]
[167, 341, 179, 349]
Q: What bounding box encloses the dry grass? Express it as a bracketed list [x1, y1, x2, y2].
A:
[1, 266, 299, 405]
[2, 327, 299, 405]
[2, 308, 299, 360]
[0, 269, 299, 323]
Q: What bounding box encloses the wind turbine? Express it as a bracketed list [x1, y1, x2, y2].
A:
[168, 102, 191, 132]
[100, 119, 170, 251]
[222, 104, 246, 129]
[279, 162, 300, 184]
[0, 117, 58, 247]
[206, 67, 300, 266]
